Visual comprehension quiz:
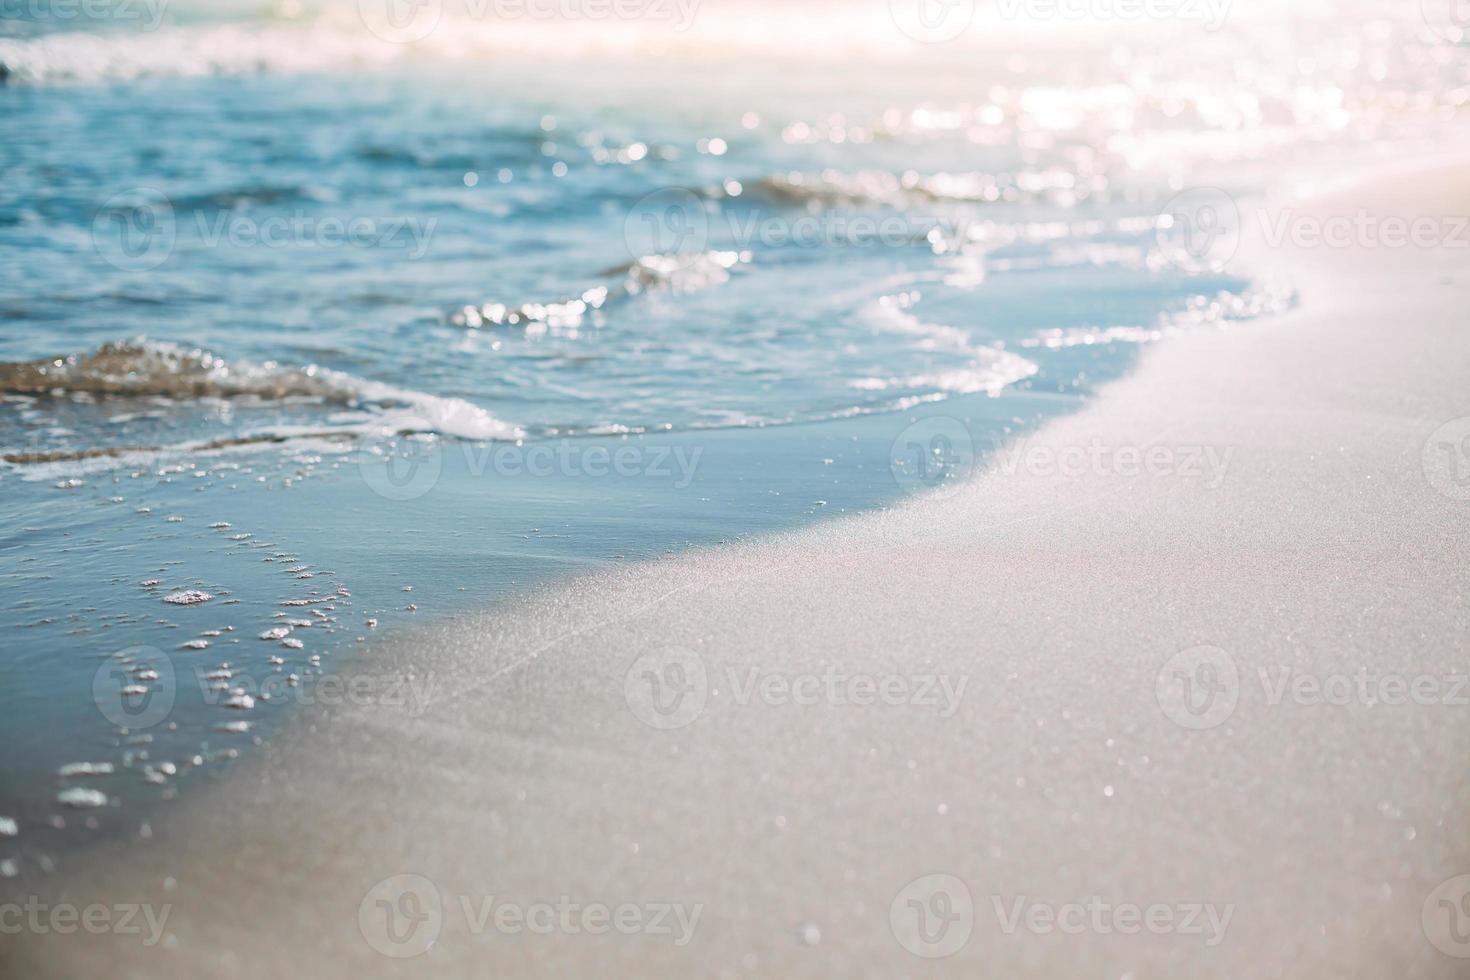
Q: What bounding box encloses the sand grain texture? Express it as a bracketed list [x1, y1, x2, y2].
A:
[5, 163, 1469, 979]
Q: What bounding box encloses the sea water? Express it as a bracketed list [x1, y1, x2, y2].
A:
[0, 0, 1463, 869]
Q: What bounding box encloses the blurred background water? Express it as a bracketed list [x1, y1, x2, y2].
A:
[0, 0, 1465, 872]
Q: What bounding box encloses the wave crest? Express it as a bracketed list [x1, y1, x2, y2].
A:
[0, 340, 522, 442]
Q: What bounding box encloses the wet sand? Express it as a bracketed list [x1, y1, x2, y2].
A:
[5, 160, 1470, 979]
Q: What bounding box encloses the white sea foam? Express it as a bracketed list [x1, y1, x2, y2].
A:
[0, 339, 522, 474]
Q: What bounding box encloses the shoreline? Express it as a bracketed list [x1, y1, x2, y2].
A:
[6, 158, 1470, 978]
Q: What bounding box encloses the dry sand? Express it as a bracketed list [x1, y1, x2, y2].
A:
[5, 161, 1469, 979]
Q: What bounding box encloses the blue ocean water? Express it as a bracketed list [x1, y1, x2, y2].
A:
[0, 0, 1462, 869]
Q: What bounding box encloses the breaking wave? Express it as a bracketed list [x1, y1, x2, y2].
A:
[0, 340, 523, 447]
[448, 250, 751, 331]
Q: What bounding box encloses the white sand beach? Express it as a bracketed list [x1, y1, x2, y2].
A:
[6, 160, 1469, 979]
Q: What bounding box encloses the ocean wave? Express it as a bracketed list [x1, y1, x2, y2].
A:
[449, 250, 750, 331]
[738, 169, 1105, 210]
[0, 340, 522, 442]
[853, 291, 1039, 401]
[0, 22, 403, 85]
[1021, 284, 1299, 350]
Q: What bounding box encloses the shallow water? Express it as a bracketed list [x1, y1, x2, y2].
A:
[0, 0, 1464, 870]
